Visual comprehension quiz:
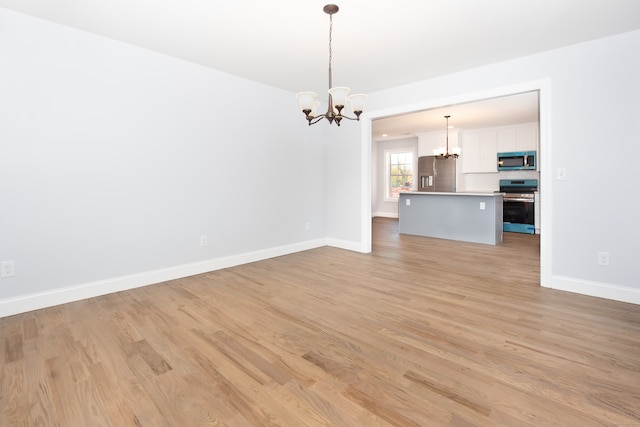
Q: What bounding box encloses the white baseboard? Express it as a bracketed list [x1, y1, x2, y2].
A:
[543, 275, 640, 305]
[5, 243, 636, 318]
[372, 211, 398, 218]
[0, 238, 328, 318]
[326, 238, 370, 254]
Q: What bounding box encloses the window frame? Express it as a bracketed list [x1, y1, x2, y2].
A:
[384, 148, 416, 202]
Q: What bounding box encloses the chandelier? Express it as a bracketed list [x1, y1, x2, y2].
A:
[296, 4, 367, 126]
[433, 115, 461, 158]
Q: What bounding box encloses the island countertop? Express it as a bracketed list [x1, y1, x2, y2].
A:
[399, 191, 504, 197]
[398, 192, 503, 245]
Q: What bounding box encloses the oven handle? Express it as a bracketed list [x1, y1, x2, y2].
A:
[503, 197, 534, 202]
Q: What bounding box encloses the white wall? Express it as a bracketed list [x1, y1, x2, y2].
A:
[347, 29, 640, 304]
[324, 122, 370, 251]
[0, 9, 328, 316]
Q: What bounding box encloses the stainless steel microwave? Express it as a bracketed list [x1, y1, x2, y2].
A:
[497, 151, 536, 170]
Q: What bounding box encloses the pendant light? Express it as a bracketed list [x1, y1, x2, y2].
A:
[296, 4, 367, 126]
[433, 115, 461, 158]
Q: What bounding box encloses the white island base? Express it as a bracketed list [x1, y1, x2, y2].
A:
[398, 192, 504, 245]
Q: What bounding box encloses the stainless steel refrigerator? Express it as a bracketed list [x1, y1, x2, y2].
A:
[418, 156, 457, 192]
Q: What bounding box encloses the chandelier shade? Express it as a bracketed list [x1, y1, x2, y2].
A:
[328, 87, 350, 110]
[348, 93, 367, 113]
[296, 92, 318, 111]
[296, 4, 367, 126]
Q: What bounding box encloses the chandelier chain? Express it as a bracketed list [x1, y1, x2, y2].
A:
[328, 13, 333, 89]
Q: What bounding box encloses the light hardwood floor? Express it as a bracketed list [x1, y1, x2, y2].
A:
[2, 217, 639, 426]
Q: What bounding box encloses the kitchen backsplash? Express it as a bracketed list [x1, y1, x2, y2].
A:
[457, 169, 540, 193]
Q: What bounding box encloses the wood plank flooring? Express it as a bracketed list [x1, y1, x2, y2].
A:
[2, 217, 639, 426]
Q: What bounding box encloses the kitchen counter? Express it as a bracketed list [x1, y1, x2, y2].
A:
[403, 191, 502, 197]
[398, 191, 503, 245]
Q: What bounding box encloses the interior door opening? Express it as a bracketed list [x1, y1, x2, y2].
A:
[364, 84, 547, 287]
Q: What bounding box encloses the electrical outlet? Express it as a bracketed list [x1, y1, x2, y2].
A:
[480, 202, 486, 210]
[406, 198, 411, 206]
[200, 235, 208, 247]
[1, 260, 15, 278]
[597, 251, 610, 266]
[305, 222, 311, 231]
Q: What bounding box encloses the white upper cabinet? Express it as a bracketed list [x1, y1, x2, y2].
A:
[462, 130, 498, 173]
[417, 131, 459, 157]
[497, 128, 517, 152]
[497, 123, 538, 153]
[461, 132, 481, 173]
[462, 123, 538, 173]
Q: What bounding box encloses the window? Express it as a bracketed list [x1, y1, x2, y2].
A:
[386, 150, 414, 199]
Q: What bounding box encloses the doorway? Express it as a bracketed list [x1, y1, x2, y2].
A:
[361, 80, 551, 288]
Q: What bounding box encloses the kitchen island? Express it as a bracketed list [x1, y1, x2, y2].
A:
[398, 192, 504, 245]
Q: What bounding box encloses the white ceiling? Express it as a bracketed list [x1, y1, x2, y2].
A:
[372, 91, 540, 140]
[2, 0, 640, 138]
